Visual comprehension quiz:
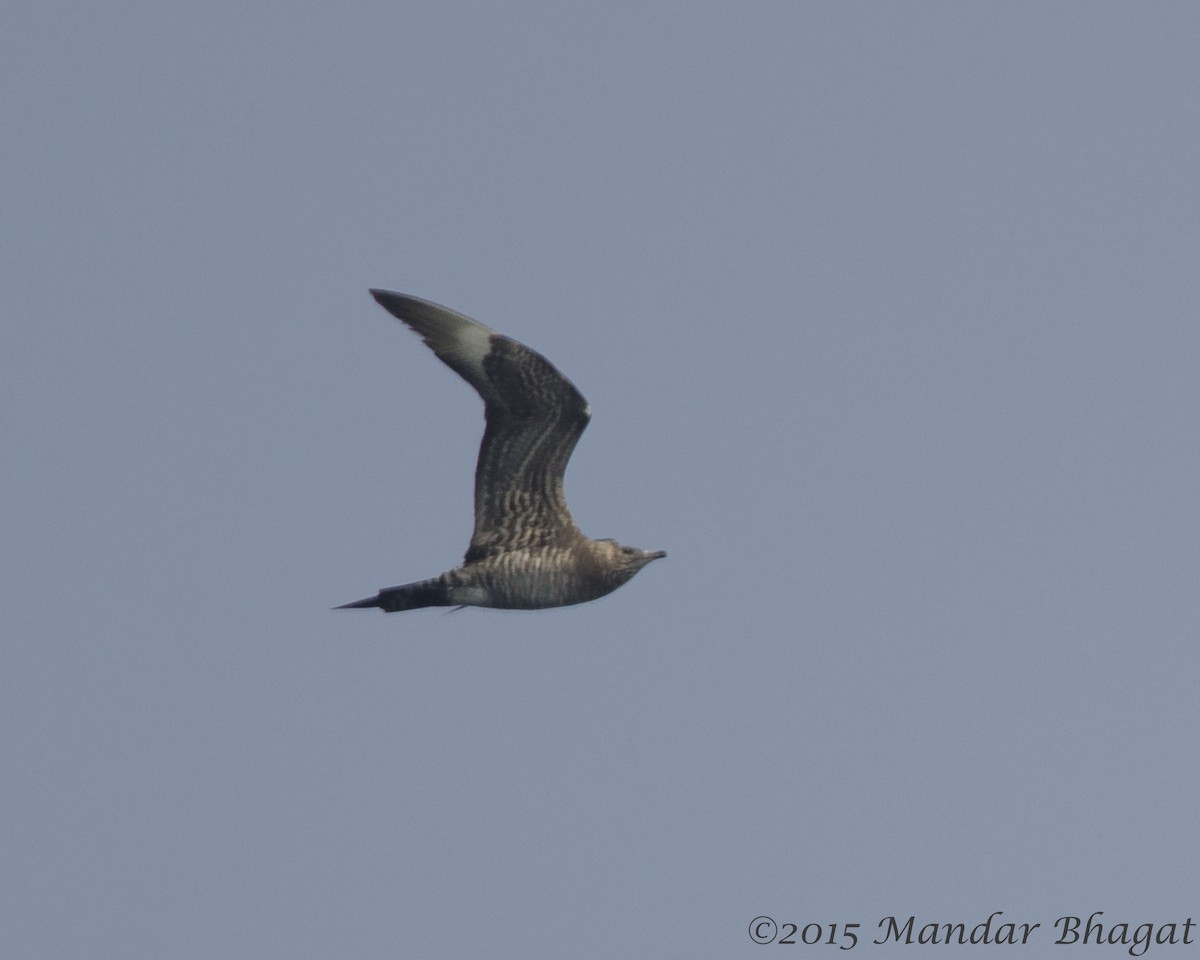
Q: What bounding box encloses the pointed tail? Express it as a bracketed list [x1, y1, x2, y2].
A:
[334, 577, 450, 613]
[334, 595, 383, 609]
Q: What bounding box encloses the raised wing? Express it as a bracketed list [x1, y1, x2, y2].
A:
[370, 290, 590, 561]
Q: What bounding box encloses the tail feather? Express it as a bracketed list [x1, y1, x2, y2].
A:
[334, 595, 383, 609]
[334, 577, 449, 613]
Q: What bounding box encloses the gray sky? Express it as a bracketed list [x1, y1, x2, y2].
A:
[4, 2, 1198, 957]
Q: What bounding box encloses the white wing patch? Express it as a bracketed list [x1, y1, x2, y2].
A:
[436, 311, 494, 376]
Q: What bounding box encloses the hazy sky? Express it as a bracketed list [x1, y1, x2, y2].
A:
[5, 2, 1198, 957]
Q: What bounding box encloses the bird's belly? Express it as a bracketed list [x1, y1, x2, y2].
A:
[460, 552, 611, 609]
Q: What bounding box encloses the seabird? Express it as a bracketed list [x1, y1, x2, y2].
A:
[337, 290, 666, 612]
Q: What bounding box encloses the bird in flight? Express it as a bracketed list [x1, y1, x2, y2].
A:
[337, 290, 666, 613]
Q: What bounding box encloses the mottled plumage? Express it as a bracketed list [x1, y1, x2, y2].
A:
[337, 290, 665, 613]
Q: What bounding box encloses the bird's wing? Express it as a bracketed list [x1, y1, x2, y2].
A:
[370, 290, 590, 561]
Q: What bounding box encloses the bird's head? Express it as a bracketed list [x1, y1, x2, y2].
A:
[593, 538, 667, 587]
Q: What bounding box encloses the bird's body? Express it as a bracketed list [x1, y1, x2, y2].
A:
[337, 290, 665, 613]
